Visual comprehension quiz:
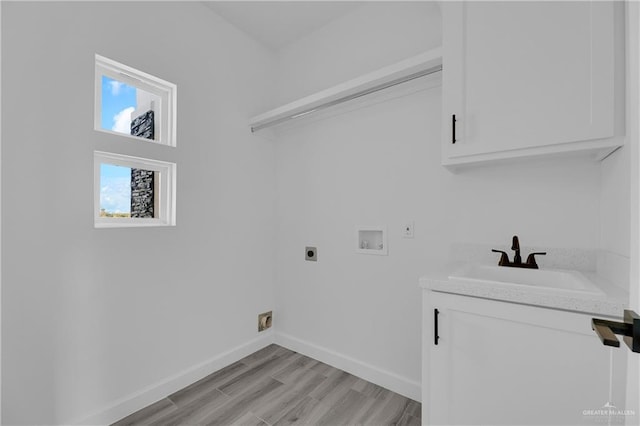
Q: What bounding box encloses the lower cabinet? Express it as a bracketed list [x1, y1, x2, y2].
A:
[422, 291, 628, 425]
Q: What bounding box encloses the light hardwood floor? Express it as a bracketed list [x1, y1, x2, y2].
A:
[113, 344, 421, 425]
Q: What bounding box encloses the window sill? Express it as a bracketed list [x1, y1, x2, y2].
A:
[94, 220, 175, 229]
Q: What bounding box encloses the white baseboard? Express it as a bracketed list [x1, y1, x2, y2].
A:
[274, 331, 421, 402]
[75, 331, 275, 425]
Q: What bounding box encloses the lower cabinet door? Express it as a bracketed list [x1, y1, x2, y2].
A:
[423, 291, 628, 425]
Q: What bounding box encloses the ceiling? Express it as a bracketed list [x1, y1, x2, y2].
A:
[204, 1, 363, 51]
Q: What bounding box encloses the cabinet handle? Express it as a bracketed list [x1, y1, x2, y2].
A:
[592, 310, 640, 353]
[452, 114, 456, 144]
[434, 308, 440, 345]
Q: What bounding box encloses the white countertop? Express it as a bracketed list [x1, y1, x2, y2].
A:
[420, 263, 628, 317]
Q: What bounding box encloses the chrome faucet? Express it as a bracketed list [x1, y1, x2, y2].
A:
[492, 235, 546, 269]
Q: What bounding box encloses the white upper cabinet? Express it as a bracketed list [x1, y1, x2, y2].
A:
[442, 1, 620, 166]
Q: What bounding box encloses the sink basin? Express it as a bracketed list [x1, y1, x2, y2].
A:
[449, 264, 604, 295]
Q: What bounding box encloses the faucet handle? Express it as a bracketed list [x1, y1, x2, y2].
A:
[525, 252, 546, 269]
[492, 249, 510, 266]
[511, 235, 520, 251]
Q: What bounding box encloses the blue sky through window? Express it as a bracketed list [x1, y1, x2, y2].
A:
[99, 77, 136, 215]
[101, 76, 137, 134]
[100, 164, 131, 214]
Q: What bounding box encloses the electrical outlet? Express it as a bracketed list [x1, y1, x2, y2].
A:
[258, 311, 272, 332]
[402, 222, 414, 238]
[305, 246, 317, 261]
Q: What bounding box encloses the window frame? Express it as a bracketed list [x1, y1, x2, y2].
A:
[94, 54, 177, 147]
[94, 151, 177, 228]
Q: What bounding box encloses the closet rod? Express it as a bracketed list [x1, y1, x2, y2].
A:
[251, 64, 442, 132]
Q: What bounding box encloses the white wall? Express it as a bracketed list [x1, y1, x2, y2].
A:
[599, 146, 630, 287]
[274, 2, 442, 105]
[598, 1, 631, 291]
[274, 84, 603, 398]
[1, 2, 277, 424]
[273, 3, 602, 400]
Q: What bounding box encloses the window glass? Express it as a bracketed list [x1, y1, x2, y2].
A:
[100, 76, 159, 140]
[99, 163, 158, 219]
[99, 163, 132, 217]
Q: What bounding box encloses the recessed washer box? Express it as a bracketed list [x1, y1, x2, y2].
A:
[356, 226, 388, 255]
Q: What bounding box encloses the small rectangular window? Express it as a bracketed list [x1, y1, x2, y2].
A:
[95, 55, 177, 146]
[94, 151, 176, 228]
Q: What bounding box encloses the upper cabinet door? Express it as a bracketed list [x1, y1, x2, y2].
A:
[442, 1, 616, 166]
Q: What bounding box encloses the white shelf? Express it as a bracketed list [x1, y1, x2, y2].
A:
[442, 137, 624, 170]
[250, 48, 442, 132]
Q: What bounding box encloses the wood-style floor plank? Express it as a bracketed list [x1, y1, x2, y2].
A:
[309, 369, 359, 408]
[230, 412, 269, 426]
[363, 392, 417, 425]
[201, 377, 284, 425]
[218, 351, 296, 397]
[316, 389, 369, 426]
[396, 412, 422, 426]
[111, 344, 421, 426]
[112, 398, 177, 426]
[272, 396, 324, 426]
[270, 353, 318, 384]
[150, 388, 229, 426]
[167, 360, 248, 407]
[254, 369, 327, 425]
[352, 378, 388, 399]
